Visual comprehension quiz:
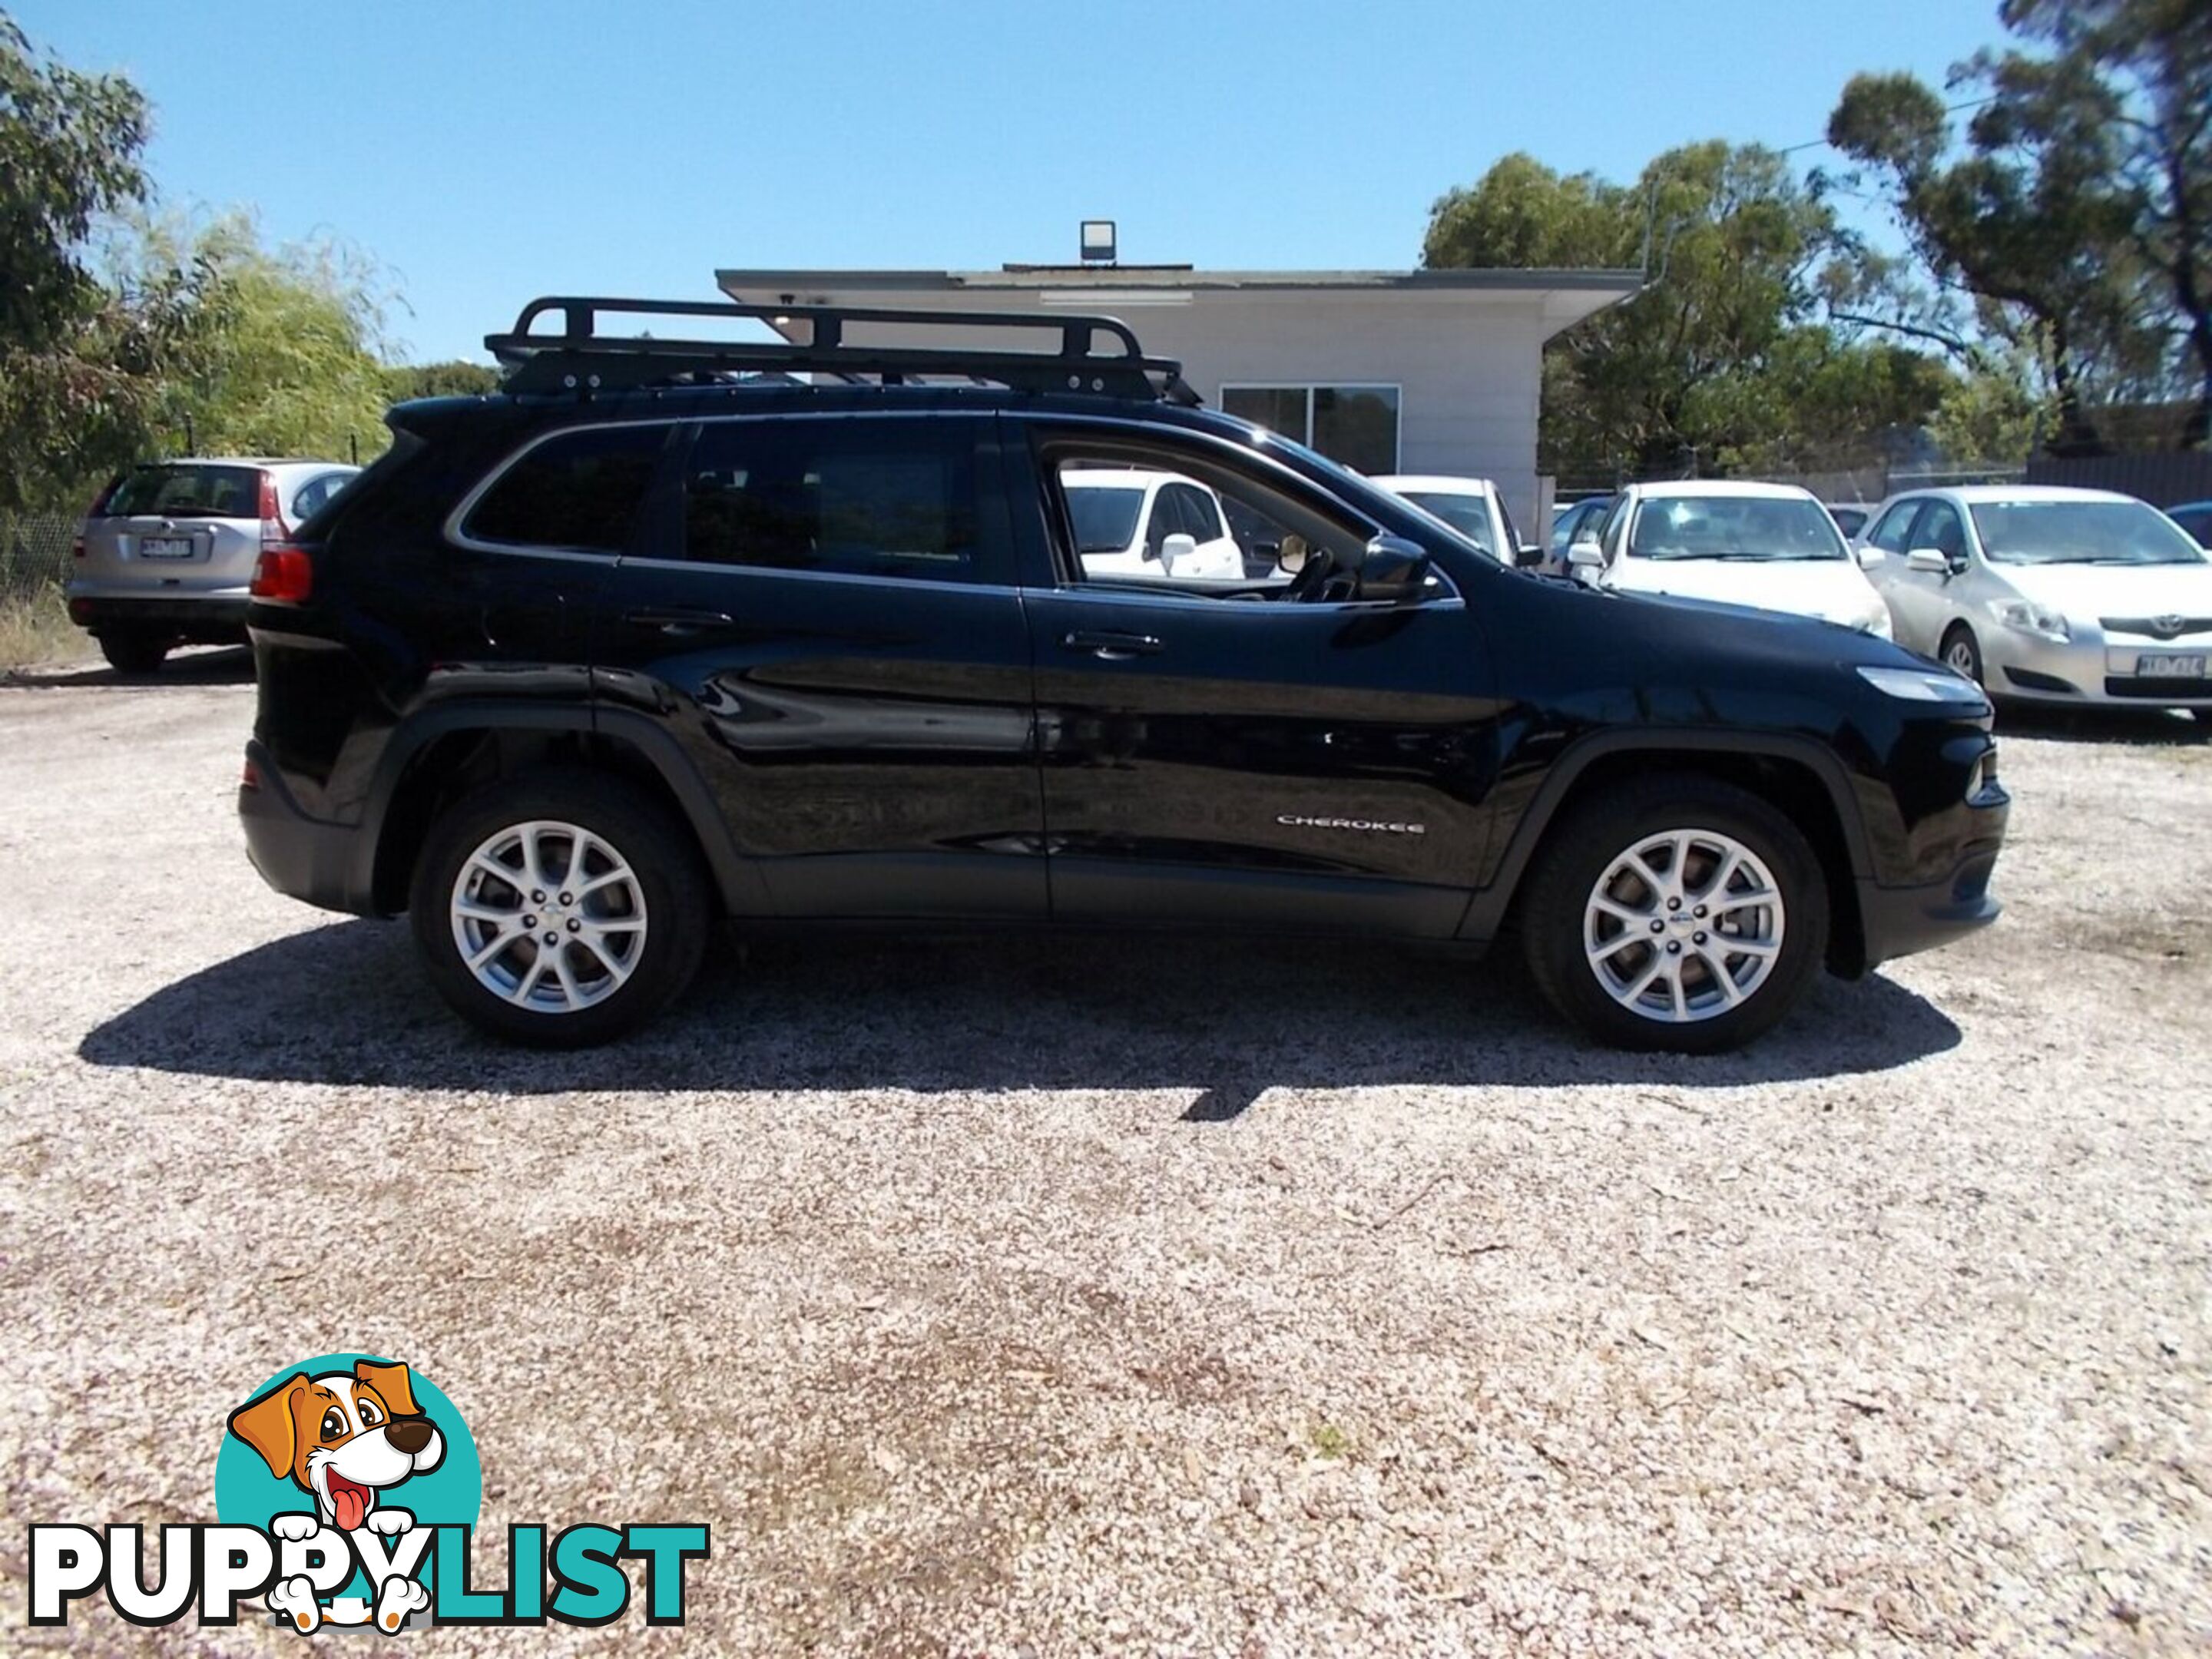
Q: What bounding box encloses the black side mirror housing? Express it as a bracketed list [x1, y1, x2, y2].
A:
[1514, 542, 1543, 569]
[1356, 533, 1432, 601]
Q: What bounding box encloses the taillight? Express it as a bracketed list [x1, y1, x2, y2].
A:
[75, 483, 106, 559]
[250, 547, 313, 602]
[240, 757, 262, 790]
[258, 469, 292, 551]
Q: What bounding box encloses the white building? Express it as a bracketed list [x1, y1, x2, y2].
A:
[717, 262, 1640, 532]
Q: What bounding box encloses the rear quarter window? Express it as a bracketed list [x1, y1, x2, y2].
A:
[463, 424, 671, 553]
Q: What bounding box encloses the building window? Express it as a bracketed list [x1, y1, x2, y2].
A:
[1220, 384, 1401, 475]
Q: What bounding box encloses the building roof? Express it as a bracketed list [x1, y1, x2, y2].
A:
[717, 265, 1643, 336]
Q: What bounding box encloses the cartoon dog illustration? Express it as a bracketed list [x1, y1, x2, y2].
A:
[228, 1359, 444, 1632]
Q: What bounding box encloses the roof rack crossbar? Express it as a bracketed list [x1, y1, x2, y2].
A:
[486, 296, 1197, 402]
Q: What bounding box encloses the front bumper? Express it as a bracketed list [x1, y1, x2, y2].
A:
[66, 586, 250, 642]
[240, 740, 376, 916]
[1856, 840, 2004, 970]
[1990, 628, 2212, 707]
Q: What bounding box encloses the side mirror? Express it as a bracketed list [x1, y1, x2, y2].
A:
[1274, 534, 1310, 574]
[1356, 533, 1432, 601]
[1158, 532, 1197, 572]
[1514, 542, 1544, 569]
[1855, 545, 1884, 570]
[1906, 547, 1957, 576]
[1567, 538, 1604, 571]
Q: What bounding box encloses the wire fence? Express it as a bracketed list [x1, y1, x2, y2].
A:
[2, 514, 76, 606]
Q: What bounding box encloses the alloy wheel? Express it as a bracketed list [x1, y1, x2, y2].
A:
[448, 820, 648, 1013]
[1583, 828, 1786, 1023]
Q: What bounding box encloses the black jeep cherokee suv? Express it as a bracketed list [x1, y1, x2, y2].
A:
[240, 297, 2008, 1052]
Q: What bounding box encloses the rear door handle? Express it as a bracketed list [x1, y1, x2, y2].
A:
[1061, 629, 1163, 661]
[625, 606, 734, 636]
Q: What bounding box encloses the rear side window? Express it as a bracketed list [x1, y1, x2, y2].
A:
[1867, 501, 1922, 553]
[289, 472, 351, 521]
[107, 465, 263, 518]
[680, 418, 983, 581]
[465, 424, 670, 553]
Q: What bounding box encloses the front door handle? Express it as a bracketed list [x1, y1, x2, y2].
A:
[1061, 629, 1163, 661]
[625, 606, 734, 636]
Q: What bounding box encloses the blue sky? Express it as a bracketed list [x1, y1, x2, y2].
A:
[22, 0, 2008, 364]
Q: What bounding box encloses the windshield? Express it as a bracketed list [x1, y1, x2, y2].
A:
[1628, 495, 1848, 561]
[1063, 485, 1146, 554]
[1399, 492, 1496, 555]
[1969, 500, 2207, 566]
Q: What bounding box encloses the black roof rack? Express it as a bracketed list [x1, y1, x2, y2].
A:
[485, 296, 1201, 405]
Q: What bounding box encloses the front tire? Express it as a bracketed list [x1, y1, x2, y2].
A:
[1520, 777, 1830, 1053]
[408, 770, 710, 1047]
[1939, 624, 1984, 687]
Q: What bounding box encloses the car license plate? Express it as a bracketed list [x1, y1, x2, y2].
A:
[2137, 652, 2207, 678]
[139, 535, 195, 559]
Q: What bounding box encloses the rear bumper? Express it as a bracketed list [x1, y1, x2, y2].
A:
[240, 740, 376, 915]
[66, 589, 250, 641]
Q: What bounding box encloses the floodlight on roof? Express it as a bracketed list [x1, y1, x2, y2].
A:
[1080, 220, 1117, 263]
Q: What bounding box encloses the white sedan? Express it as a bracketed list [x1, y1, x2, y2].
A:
[1060, 468, 1245, 581]
[1371, 474, 1535, 567]
[1565, 480, 1893, 636]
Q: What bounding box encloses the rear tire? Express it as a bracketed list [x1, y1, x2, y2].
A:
[98, 631, 169, 675]
[408, 770, 711, 1047]
[1939, 624, 1983, 686]
[1520, 777, 1829, 1054]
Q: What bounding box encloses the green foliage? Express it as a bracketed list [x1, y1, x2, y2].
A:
[1828, 0, 2212, 447]
[141, 214, 393, 462]
[1929, 344, 2055, 464]
[0, 12, 198, 511]
[383, 360, 501, 402]
[1423, 143, 1953, 479]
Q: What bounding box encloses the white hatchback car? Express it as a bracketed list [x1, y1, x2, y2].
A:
[1060, 468, 1245, 581]
[1371, 475, 1535, 567]
[1856, 484, 2212, 710]
[1565, 480, 1892, 636]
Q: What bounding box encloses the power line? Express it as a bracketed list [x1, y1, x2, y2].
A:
[1777, 93, 1998, 157]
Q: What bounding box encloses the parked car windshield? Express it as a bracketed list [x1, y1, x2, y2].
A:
[1064, 485, 1146, 553]
[1628, 495, 1848, 561]
[105, 464, 263, 518]
[1969, 499, 2208, 566]
[1398, 492, 1497, 556]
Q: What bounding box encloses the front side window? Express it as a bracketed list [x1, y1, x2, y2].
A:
[1045, 440, 1379, 595]
[1626, 495, 1849, 562]
[465, 424, 670, 553]
[1914, 502, 1967, 560]
[1968, 499, 2207, 567]
[1220, 385, 1401, 475]
[682, 418, 982, 581]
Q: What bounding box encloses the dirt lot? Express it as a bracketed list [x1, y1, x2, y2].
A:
[3, 650, 2209, 1656]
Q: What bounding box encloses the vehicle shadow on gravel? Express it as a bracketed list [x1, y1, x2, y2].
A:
[0, 645, 253, 690]
[80, 920, 1960, 1107]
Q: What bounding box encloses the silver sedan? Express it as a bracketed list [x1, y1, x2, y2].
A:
[1857, 485, 2212, 710]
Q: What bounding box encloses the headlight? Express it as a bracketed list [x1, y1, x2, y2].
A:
[1990, 598, 2069, 642]
[1858, 665, 1985, 703]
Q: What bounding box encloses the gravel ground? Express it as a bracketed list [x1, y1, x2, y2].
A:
[2, 649, 2209, 1656]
